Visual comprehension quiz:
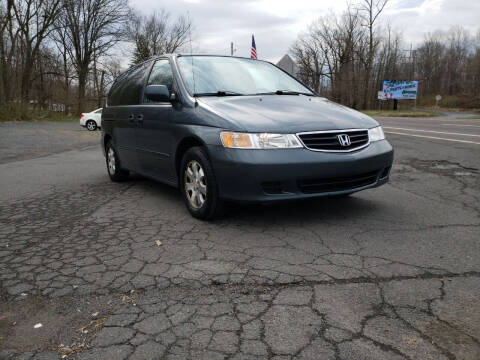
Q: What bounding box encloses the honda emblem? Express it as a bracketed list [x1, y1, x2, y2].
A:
[337, 134, 351, 147]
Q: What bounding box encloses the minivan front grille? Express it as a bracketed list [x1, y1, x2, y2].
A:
[298, 129, 369, 152]
[298, 170, 379, 194]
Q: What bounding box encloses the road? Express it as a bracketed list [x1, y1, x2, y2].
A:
[379, 115, 480, 145]
[0, 115, 479, 360]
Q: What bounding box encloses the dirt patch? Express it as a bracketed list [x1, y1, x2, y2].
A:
[0, 294, 116, 354]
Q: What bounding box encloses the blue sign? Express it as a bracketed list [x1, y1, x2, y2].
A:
[382, 80, 418, 100]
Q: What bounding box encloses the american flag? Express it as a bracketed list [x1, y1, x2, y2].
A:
[251, 35, 257, 59]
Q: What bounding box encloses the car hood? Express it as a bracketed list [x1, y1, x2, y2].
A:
[197, 95, 378, 133]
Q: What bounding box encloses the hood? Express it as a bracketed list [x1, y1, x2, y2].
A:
[197, 95, 378, 133]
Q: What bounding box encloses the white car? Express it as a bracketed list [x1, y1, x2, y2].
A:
[80, 108, 102, 131]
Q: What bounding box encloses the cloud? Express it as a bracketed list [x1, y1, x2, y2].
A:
[129, 0, 480, 61]
[384, 0, 480, 44]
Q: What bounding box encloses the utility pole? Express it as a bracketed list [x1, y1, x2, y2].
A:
[402, 44, 416, 110]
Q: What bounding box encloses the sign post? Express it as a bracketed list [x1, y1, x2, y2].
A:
[435, 94, 442, 109]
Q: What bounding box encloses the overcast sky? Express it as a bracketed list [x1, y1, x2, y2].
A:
[129, 0, 480, 63]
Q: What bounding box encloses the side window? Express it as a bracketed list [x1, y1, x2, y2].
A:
[144, 59, 174, 103]
[108, 61, 151, 106]
[120, 61, 151, 105]
[108, 74, 128, 107]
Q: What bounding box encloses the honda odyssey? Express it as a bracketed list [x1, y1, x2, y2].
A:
[101, 55, 393, 220]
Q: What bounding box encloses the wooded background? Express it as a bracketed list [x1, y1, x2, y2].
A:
[291, 1, 480, 110]
[0, 0, 479, 121]
[0, 0, 192, 120]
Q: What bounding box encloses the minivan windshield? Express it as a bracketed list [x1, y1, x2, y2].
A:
[177, 56, 314, 97]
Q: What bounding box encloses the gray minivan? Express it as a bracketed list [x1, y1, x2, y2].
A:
[102, 54, 393, 220]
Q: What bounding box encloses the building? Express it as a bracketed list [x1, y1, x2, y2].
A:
[276, 54, 298, 78]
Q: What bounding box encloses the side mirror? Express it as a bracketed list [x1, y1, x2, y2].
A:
[144, 85, 171, 102]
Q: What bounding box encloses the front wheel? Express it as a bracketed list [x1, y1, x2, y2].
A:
[105, 141, 129, 182]
[86, 120, 97, 131]
[180, 147, 223, 220]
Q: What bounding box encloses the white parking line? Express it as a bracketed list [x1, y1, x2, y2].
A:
[441, 123, 480, 128]
[385, 131, 480, 145]
[383, 126, 480, 137]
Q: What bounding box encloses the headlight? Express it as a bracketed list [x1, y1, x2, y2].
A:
[220, 132, 303, 149]
[368, 126, 385, 142]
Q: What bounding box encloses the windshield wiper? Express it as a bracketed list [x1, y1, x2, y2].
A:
[255, 90, 314, 96]
[194, 91, 244, 97]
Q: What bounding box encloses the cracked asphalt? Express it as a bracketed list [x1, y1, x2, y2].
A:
[0, 118, 479, 359]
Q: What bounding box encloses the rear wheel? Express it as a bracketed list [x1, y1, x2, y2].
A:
[86, 120, 97, 131]
[180, 147, 223, 220]
[105, 141, 129, 182]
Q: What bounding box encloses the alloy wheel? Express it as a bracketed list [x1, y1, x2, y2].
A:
[107, 147, 116, 175]
[86, 121, 96, 131]
[184, 160, 207, 209]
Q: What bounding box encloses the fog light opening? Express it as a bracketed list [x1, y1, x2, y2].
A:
[380, 166, 391, 179]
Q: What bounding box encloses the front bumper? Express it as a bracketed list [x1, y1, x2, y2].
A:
[207, 140, 394, 202]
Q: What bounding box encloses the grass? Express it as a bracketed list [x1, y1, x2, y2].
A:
[416, 94, 480, 110]
[0, 103, 76, 122]
[361, 109, 442, 118]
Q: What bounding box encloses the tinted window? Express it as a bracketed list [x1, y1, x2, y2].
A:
[147, 59, 173, 89]
[143, 59, 174, 103]
[108, 77, 125, 106]
[94, 109, 102, 113]
[108, 61, 151, 106]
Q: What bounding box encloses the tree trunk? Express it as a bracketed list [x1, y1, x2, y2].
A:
[21, 52, 33, 102]
[98, 70, 105, 108]
[77, 68, 87, 114]
[0, 59, 10, 102]
[63, 52, 69, 113]
[363, 24, 374, 110]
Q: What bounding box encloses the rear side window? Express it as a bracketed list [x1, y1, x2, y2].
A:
[144, 59, 174, 103]
[108, 61, 151, 106]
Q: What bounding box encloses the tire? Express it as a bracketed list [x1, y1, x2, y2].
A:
[105, 141, 129, 182]
[86, 120, 97, 131]
[180, 147, 223, 220]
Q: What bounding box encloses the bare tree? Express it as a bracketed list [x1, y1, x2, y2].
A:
[55, 0, 129, 112]
[290, 4, 407, 109]
[103, 57, 124, 80]
[126, 9, 193, 64]
[0, 1, 17, 102]
[10, 0, 61, 102]
[291, 8, 367, 107]
[92, 51, 106, 108]
[51, 23, 74, 109]
[356, 0, 389, 108]
[290, 24, 326, 94]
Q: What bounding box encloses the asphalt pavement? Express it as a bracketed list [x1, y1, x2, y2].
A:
[379, 114, 480, 145]
[0, 115, 479, 359]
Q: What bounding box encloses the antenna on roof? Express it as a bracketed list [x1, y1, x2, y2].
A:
[187, 11, 197, 104]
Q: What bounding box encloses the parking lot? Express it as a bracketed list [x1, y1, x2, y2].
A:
[0, 114, 479, 359]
